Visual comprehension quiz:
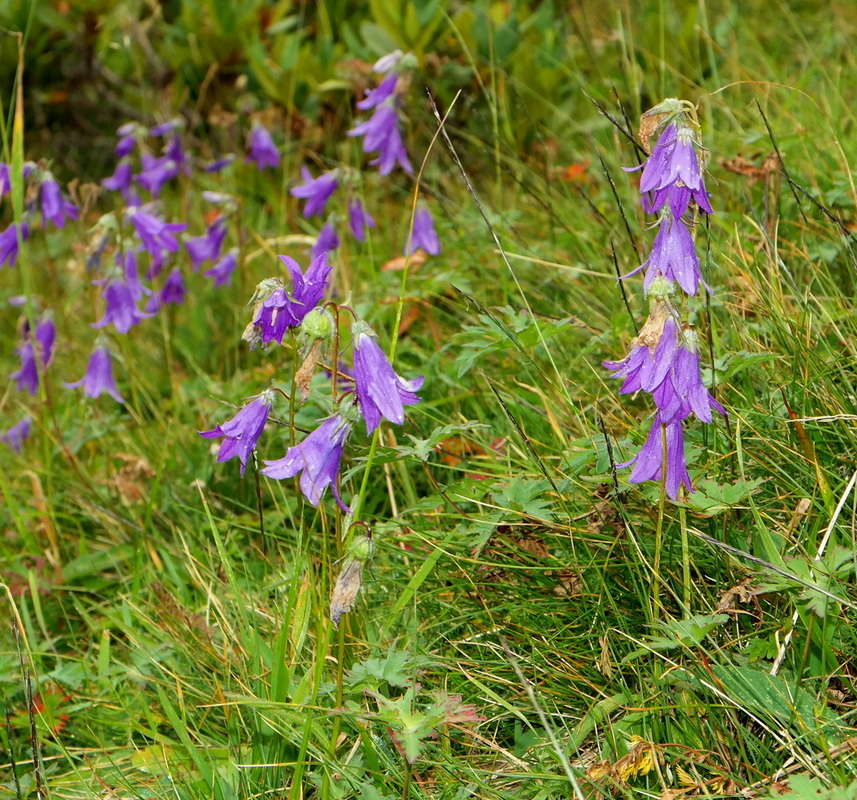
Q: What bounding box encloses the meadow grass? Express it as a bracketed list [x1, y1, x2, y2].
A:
[3, 2, 857, 798]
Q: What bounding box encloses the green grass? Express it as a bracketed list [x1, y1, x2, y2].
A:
[3, 2, 857, 799]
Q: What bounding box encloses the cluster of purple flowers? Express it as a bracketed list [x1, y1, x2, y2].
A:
[200, 255, 424, 513]
[606, 100, 724, 499]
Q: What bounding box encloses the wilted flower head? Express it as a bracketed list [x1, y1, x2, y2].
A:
[65, 342, 124, 403]
[40, 172, 79, 228]
[261, 413, 352, 511]
[246, 122, 280, 170]
[405, 205, 441, 255]
[199, 389, 275, 476]
[291, 167, 340, 218]
[1, 414, 32, 451]
[352, 321, 424, 434]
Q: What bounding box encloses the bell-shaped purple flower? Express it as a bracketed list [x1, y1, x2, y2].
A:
[10, 341, 39, 395]
[348, 103, 412, 176]
[311, 223, 340, 259]
[0, 222, 31, 269]
[261, 414, 351, 511]
[619, 418, 692, 500]
[36, 312, 56, 367]
[604, 316, 680, 395]
[102, 158, 136, 202]
[92, 276, 153, 333]
[405, 206, 441, 255]
[146, 267, 186, 312]
[205, 248, 238, 288]
[199, 389, 275, 476]
[185, 216, 228, 270]
[115, 122, 141, 157]
[0, 162, 10, 196]
[246, 122, 280, 170]
[353, 322, 424, 434]
[127, 207, 187, 257]
[1, 414, 32, 451]
[134, 154, 179, 197]
[356, 72, 398, 111]
[206, 155, 236, 173]
[65, 343, 124, 403]
[40, 173, 79, 229]
[291, 167, 339, 218]
[348, 198, 376, 242]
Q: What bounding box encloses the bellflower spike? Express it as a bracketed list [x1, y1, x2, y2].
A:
[127, 207, 187, 256]
[11, 341, 39, 395]
[291, 167, 339, 218]
[348, 198, 376, 242]
[246, 122, 280, 170]
[353, 322, 424, 434]
[0, 222, 31, 269]
[205, 248, 238, 288]
[1, 414, 32, 451]
[199, 389, 275, 476]
[405, 205, 441, 255]
[185, 216, 228, 270]
[261, 413, 352, 511]
[619, 418, 692, 500]
[65, 343, 124, 402]
[40, 172, 79, 228]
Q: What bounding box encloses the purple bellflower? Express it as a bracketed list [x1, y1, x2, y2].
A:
[199, 389, 275, 476]
[620, 418, 692, 500]
[36, 312, 56, 367]
[352, 322, 424, 434]
[604, 315, 680, 396]
[624, 209, 705, 296]
[206, 155, 236, 173]
[348, 104, 412, 176]
[10, 341, 39, 395]
[405, 205, 441, 255]
[92, 275, 153, 333]
[246, 122, 280, 170]
[115, 122, 141, 157]
[291, 167, 340, 218]
[348, 198, 376, 242]
[0, 162, 10, 195]
[261, 413, 352, 511]
[357, 72, 398, 111]
[205, 248, 238, 288]
[146, 267, 186, 312]
[127, 207, 187, 257]
[1, 414, 32, 451]
[185, 216, 228, 270]
[134, 154, 179, 197]
[0, 222, 31, 269]
[40, 172, 79, 228]
[65, 343, 124, 402]
[102, 158, 136, 202]
[312, 222, 340, 259]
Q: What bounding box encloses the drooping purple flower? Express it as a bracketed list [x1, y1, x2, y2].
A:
[40, 173, 79, 229]
[134, 154, 179, 197]
[291, 167, 339, 218]
[261, 414, 351, 511]
[150, 119, 182, 138]
[206, 155, 236, 173]
[603, 316, 680, 396]
[311, 223, 340, 259]
[36, 312, 56, 367]
[405, 206, 440, 255]
[637, 122, 712, 216]
[115, 122, 141, 157]
[356, 72, 398, 111]
[1, 414, 32, 451]
[348, 198, 376, 242]
[624, 210, 705, 296]
[0, 162, 10, 196]
[652, 327, 726, 425]
[352, 322, 424, 434]
[199, 389, 275, 476]
[205, 248, 238, 288]
[127, 207, 187, 256]
[92, 276, 153, 333]
[146, 267, 186, 312]
[246, 122, 280, 170]
[65, 344, 124, 402]
[165, 134, 192, 177]
[118, 250, 149, 303]
[348, 103, 412, 176]
[185, 216, 228, 270]
[0, 222, 31, 269]
[253, 287, 299, 345]
[10, 341, 39, 395]
[619, 418, 692, 500]
[102, 158, 136, 201]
